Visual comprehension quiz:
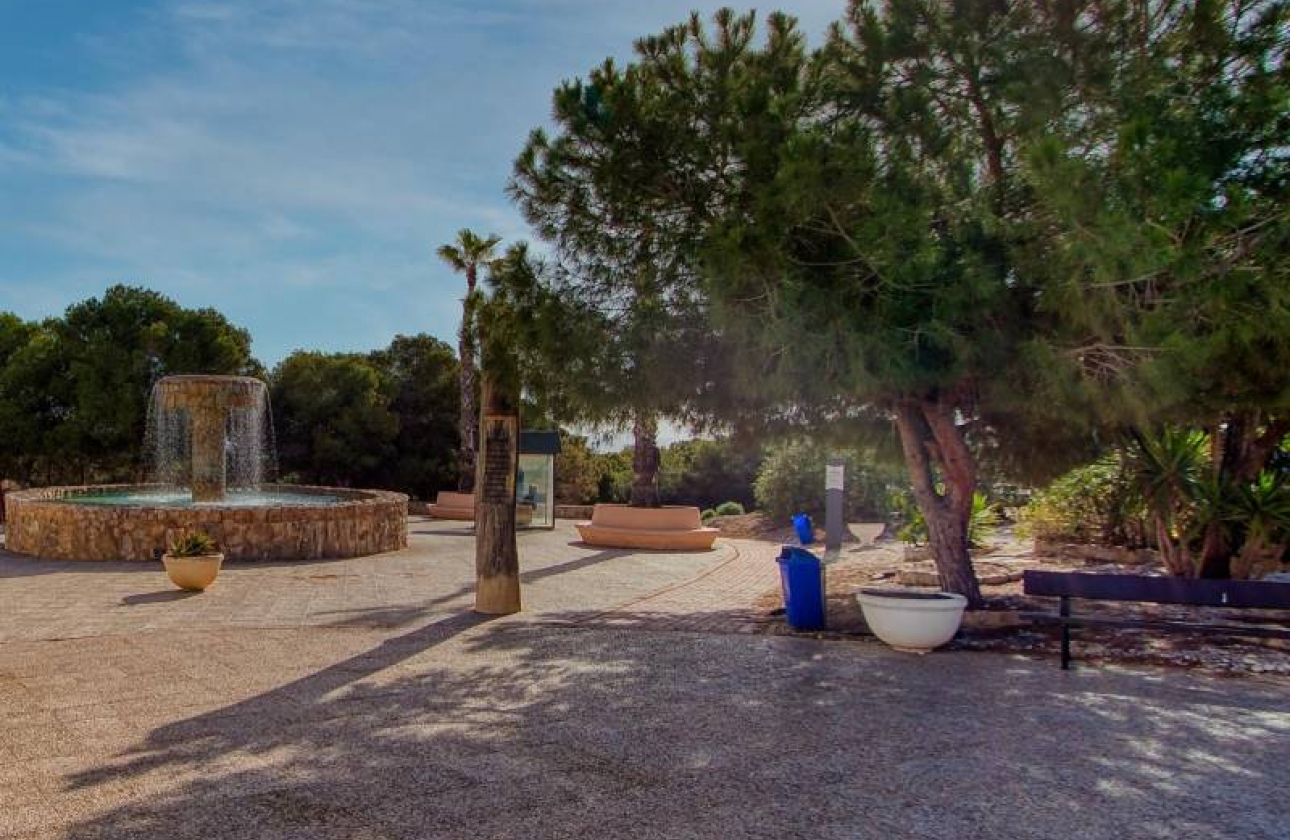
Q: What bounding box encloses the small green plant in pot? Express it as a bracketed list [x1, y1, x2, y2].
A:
[162, 530, 224, 591]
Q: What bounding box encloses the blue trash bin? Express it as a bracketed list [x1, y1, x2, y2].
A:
[791, 513, 815, 545]
[776, 545, 826, 630]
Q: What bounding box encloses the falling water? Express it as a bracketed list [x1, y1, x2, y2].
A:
[145, 376, 278, 495]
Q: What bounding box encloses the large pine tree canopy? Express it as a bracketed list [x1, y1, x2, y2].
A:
[509, 0, 1288, 599]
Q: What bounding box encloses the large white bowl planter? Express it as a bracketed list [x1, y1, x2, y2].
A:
[856, 589, 968, 653]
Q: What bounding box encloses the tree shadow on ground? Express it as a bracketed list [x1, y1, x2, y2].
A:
[0, 551, 151, 577]
[307, 548, 642, 631]
[54, 610, 1288, 840]
[409, 526, 476, 537]
[567, 540, 722, 553]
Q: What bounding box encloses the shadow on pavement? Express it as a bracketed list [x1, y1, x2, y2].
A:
[53, 614, 1288, 840]
[120, 590, 202, 606]
[309, 548, 642, 630]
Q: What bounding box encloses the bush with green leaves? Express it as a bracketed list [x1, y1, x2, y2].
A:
[753, 440, 896, 525]
[1229, 472, 1290, 578]
[894, 490, 997, 548]
[713, 501, 745, 516]
[591, 449, 633, 503]
[552, 435, 601, 504]
[1018, 456, 1147, 547]
[1019, 427, 1290, 577]
[1125, 427, 1290, 577]
[658, 438, 762, 510]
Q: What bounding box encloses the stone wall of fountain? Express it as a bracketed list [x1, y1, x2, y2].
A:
[2, 374, 407, 562]
[4, 484, 407, 561]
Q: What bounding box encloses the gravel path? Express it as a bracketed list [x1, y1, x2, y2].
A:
[1, 623, 1286, 840]
[2, 519, 1286, 839]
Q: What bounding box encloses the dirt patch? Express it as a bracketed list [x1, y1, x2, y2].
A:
[708, 512, 779, 539]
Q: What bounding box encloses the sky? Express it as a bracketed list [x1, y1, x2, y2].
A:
[0, 0, 842, 367]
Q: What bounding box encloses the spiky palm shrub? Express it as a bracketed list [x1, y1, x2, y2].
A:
[1228, 473, 1290, 579]
[1126, 428, 1208, 576]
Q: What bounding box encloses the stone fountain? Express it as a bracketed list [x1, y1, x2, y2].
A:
[3, 374, 408, 562]
[150, 375, 272, 503]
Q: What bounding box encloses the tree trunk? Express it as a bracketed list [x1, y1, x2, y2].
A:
[894, 399, 983, 608]
[456, 271, 479, 493]
[1155, 515, 1196, 577]
[629, 413, 661, 507]
[1198, 412, 1289, 578]
[474, 374, 520, 615]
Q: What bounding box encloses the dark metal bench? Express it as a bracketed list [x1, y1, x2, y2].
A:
[1022, 570, 1290, 669]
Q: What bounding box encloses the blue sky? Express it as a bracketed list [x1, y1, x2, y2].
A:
[0, 0, 841, 367]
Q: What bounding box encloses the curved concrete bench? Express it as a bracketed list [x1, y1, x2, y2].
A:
[428, 491, 475, 521]
[428, 492, 536, 526]
[576, 504, 719, 551]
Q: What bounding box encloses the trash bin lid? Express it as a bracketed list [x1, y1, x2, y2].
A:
[778, 546, 821, 564]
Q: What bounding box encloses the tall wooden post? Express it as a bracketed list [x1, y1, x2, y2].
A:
[474, 374, 521, 614]
[825, 455, 844, 551]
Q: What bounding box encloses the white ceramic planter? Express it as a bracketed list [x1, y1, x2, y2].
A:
[856, 589, 968, 653]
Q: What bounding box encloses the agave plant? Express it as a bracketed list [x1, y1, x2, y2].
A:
[1227, 472, 1290, 578]
[168, 531, 220, 558]
[1125, 427, 1207, 576]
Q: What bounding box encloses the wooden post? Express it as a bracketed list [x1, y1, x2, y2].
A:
[474, 374, 521, 614]
[825, 455, 844, 551]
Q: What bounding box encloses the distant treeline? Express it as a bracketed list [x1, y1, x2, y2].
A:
[0, 285, 911, 516]
[0, 285, 460, 499]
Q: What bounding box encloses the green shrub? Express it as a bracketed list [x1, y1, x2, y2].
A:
[894, 490, 997, 547]
[700, 508, 717, 522]
[658, 438, 762, 509]
[592, 449, 633, 503]
[753, 440, 896, 524]
[1019, 455, 1147, 546]
[553, 435, 601, 504]
[714, 501, 745, 516]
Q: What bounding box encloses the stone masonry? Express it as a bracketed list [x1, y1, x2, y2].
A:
[3, 484, 408, 562]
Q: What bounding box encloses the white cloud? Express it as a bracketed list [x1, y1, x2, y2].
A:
[0, 0, 846, 362]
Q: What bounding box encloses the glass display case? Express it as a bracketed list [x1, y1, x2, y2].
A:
[517, 431, 560, 529]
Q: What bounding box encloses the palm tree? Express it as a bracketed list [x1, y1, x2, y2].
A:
[436, 229, 502, 492]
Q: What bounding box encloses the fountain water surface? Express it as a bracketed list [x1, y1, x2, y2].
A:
[4, 375, 408, 561]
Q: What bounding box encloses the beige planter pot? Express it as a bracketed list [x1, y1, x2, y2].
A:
[162, 553, 224, 591]
[856, 589, 967, 653]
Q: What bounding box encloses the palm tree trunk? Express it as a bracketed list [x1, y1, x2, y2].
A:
[474, 374, 520, 614]
[457, 271, 479, 492]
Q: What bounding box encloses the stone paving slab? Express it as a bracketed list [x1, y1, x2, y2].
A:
[547, 538, 782, 634]
[0, 519, 737, 642]
[0, 622, 1285, 840]
[3, 518, 1287, 839]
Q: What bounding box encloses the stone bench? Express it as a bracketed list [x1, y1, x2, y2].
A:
[428, 491, 475, 521]
[576, 504, 719, 551]
[428, 492, 536, 526]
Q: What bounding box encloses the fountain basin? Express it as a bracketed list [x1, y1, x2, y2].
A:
[3, 484, 408, 562]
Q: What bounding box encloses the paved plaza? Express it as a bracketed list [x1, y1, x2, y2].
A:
[1, 518, 1286, 839]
